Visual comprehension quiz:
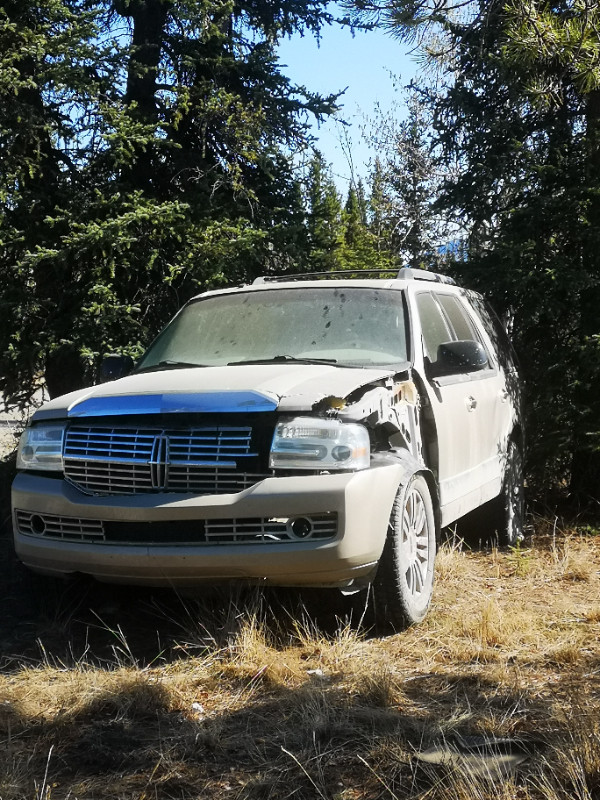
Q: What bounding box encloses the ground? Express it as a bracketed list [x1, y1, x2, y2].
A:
[1, 452, 599, 800]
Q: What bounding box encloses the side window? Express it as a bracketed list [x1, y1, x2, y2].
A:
[416, 291, 493, 375]
[438, 292, 494, 370]
[415, 293, 453, 364]
[437, 294, 478, 342]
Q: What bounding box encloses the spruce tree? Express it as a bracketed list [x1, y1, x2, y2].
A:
[339, 185, 393, 271]
[0, 0, 338, 404]
[349, 0, 600, 494]
[305, 152, 345, 272]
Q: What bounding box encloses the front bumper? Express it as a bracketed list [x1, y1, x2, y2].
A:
[12, 466, 404, 588]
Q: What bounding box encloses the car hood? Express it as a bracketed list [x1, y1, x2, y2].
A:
[32, 363, 399, 420]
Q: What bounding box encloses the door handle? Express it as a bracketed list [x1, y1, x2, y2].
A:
[466, 395, 477, 411]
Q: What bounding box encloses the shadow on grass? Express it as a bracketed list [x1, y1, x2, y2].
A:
[2, 653, 600, 800]
[2, 511, 600, 796]
[1, 524, 378, 671]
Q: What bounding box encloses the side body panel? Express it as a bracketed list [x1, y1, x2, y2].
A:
[407, 286, 518, 526]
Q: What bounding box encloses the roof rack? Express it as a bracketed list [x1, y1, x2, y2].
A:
[252, 267, 455, 285]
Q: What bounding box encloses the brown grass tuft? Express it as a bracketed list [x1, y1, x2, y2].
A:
[584, 605, 600, 622]
[1, 524, 600, 799]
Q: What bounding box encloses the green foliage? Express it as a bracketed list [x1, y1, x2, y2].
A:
[303, 152, 394, 273]
[339, 184, 395, 271]
[0, 0, 339, 404]
[363, 92, 448, 269]
[305, 151, 346, 271]
[505, 0, 600, 99]
[350, 0, 600, 496]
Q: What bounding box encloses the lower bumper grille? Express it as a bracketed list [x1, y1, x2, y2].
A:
[15, 510, 104, 541]
[15, 510, 338, 545]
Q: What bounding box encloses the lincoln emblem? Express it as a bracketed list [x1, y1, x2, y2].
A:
[149, 434, 170, 490]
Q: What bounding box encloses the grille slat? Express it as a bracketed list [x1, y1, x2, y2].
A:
[64, 425, 265, 495]
[16, 510, 105, 541]
[15, 510, 338, 545]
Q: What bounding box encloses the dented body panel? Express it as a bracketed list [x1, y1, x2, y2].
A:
[33, 363, 396, 419]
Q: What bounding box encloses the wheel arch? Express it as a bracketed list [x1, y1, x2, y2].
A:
[372, 448, 441, 545]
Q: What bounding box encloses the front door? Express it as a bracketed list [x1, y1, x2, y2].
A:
[414, 291, 509, 524]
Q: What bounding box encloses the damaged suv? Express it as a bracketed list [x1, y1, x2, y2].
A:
[12, 269, 522, 628]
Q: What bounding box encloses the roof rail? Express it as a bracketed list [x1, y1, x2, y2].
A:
[253, 267, 456, 285]
[253, 269, 397, 284]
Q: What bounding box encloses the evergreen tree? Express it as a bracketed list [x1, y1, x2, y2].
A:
[339, 185, 392, 271]
[364, 93, 447, 269]
[344, 187, 363, 250]
[355, 179, 369, 226]
[305, 151, 345, 271]
[0, 0, 338, 404]
[349, 0, 600, 494]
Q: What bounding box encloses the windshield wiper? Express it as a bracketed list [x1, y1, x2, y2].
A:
[227, 355, 338, 366]
[135, 360, 207, 373]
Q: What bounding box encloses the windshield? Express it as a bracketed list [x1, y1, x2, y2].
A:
[136, 287, 409, 371]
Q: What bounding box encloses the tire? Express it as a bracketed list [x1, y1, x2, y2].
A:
[374, 474, 436, 631]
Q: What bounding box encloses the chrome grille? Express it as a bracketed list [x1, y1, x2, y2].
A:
[65, 425, 254, 462]
[15, 511, 337, 545]
[167, 467, 267, 494]
[204, 514, 338, 543]
[64, 458, 156, 493]
[15, 510, 105, 541]
[63, 425, 264, 495]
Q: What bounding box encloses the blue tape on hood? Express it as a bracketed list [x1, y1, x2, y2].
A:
[67, 391, 279, 417]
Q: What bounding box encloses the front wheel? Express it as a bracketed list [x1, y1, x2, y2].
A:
[374, 474, 436, 631]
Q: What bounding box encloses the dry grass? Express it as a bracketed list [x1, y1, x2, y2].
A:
[1, 525, 599, 799]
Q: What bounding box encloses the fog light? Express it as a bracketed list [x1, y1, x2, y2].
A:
[290, 517, 312, 539]
[31, 515, 46, 535]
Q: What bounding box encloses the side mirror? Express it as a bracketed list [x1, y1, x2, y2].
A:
[100, 354, 134, 382]
[431, 340, 489, 377]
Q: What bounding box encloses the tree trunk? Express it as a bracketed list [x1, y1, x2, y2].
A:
[122, 0, 169, 119]
[44, 344, 86, 400]
[115, 0, 171, 189]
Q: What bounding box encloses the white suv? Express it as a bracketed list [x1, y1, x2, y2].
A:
[12, 269, 523, 629]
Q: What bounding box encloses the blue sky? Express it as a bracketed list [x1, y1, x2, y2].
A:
[277, 11, 419, 192]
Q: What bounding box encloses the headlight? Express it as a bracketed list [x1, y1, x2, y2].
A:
[17, 423, 65, 471]
[270, 417, 370, 471]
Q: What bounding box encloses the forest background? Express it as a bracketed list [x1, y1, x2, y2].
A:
[1, 0, 600, 505]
